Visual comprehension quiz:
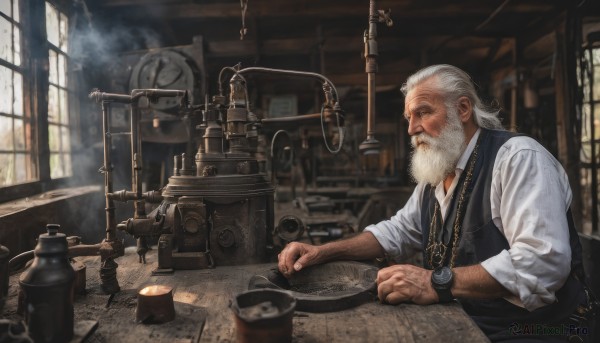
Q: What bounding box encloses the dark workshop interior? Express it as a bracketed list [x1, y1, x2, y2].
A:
[1, 0, 600, 342]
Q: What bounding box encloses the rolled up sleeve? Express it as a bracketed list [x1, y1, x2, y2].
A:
[364, 184, 424, 263]
[482, 138, 572, 311]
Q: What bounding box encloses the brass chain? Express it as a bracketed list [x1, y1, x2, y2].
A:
[426, 135, 481, 269]
[426, 201, 444, 267]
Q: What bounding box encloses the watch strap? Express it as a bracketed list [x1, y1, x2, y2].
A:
[434, 286, 454, 303]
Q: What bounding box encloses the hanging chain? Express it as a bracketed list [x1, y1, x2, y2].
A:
[426, 201, 444, 267]
[426, 134, 481, 269]
[240, 0, 248, 40]
[448, 138, 480, 267]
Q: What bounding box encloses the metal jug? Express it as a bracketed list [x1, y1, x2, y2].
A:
[19, 224, 75, 343]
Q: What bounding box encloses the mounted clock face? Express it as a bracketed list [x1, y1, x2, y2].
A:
[130, 50, 199, 112]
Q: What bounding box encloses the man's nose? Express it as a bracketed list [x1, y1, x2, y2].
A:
[407, 116, 422, 136]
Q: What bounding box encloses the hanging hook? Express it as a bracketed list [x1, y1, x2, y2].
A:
[377, 9, 393, 27]
[240, 0, 248, 40]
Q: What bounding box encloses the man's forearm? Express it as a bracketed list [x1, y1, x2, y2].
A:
[318, 231, 386, 263]
[452, 264, 512, 299]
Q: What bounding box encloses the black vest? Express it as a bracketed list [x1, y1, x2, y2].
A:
[420, 129, 585, 341]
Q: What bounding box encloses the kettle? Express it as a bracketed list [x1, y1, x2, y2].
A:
[19, 224, 75, 343]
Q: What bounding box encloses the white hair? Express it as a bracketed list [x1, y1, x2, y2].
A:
[401, 64, 503, 130]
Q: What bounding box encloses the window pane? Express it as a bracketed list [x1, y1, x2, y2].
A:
[15, 153, 29, 183]
[63, 152, 71, 176]
[0, 66, 12, 114]
[48, 85, 58, 122]
[48, 124, 60, 151]
[594, 49, 600, 66]
[13, 0, 19, 23]
[45, 2, 59, 48]
[0, 116, 13, 150]
[583, 103, 591, 138]
[0, 1, 10, 16]
[47, 3, 72, 181]
[59, 88, 68, 124]
[23, 118, 32, 151]
[0, 17, 12, 64]
[58, 53, 66, 87]
[13, 71, 22, 116]
[14, 117, 23, 150]
[49, 50, 57, 84]
[50, 152, 64, 178]
[60, 125, 70, 151]
[583, 70, 590, 102]
[595, 69, 600, 101]
[59, 13, 68, 52]
[13, 26, 20, 66]
[0, 153, 15, 186]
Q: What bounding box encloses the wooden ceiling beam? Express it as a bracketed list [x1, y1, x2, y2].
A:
[97, 1, 556, 20]
[328, 71, 411, 87]
[206, 37, 362, 57]
[206, 35, 501, 58]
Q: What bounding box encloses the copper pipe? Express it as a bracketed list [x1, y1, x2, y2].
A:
[89, 90, 133, 103]
[9, 244, 102, 274]
[102, 102, 118, 241]
[359, 0, 382, 155]
[130, 105, 144, 218]
[237, 67, 339, 103]
[128, 89, 188, 218]
[261, 113, 322, 124]
[108, 190, 164, 203]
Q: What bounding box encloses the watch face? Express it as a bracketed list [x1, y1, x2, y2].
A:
[433, 267, 453, 286]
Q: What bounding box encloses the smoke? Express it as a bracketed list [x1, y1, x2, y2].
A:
[69, 22, 162, 68]
[63, 7, 165, 244]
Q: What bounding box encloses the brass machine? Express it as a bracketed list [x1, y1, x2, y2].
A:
[89, 66, 345, 274]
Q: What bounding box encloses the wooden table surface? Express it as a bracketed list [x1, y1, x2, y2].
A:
[3, 247, 489, 343]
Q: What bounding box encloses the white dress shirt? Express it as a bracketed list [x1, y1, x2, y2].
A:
[365, 129, 573, 311]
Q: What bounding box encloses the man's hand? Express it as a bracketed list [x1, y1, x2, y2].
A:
[277, 232, 385, 278]
[376, 264, 438, 305]
[277, 242, 322, 277]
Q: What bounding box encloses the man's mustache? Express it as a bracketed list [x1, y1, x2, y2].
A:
[411, 134, 435, 148]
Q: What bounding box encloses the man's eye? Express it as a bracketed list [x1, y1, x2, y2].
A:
[405, 110, 429, 120]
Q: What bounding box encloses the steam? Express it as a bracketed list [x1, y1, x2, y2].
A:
[61, 8, 163, 244]
[69, 23, 162, 68]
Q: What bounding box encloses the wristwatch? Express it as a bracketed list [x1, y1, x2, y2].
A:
[431, 266, 454, 303]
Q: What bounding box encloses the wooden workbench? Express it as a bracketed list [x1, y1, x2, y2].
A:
[3, 247, 489, 343]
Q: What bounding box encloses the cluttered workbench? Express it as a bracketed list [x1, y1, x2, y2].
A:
[3, 247, 489, 343]
[0, 59, 492, 342]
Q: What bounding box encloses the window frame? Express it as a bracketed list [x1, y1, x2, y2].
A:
[46, 0, 73, 179]
[0, 0, 80, 203]
[580, 35, 600, 236]
[0, 1, 37, 190]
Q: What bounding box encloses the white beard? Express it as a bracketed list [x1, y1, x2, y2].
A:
[409, 108, 466, 186]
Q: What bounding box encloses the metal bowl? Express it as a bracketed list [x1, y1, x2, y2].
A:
[231, 289, 296, 343]
[248, 261, 378, 313]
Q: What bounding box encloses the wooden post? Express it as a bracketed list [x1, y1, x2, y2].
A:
[554, 16, 584, 231]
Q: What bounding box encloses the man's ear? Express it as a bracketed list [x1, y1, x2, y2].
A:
[457, 96, 473, 123]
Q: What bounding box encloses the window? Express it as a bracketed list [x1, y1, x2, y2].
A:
[581, 38, 600, 235]
[0, 0, 34, 186]
[0, 0, 81, 202]
[46, 1, 71, 178]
